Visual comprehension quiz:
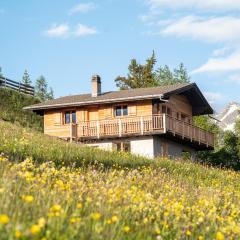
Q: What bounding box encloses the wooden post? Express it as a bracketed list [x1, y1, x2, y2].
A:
[118, 119, 122, 137]
[97, 120, 100, 139]
[163, 114, 166, 133]
[140, 116, 144, 135]
[182, 122, 184, 139]
[70, 123, 73, 143]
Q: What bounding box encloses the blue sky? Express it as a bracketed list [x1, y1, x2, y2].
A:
[1, 0, 240, 112]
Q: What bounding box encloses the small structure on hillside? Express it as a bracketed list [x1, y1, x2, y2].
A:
[0, 76, 34, 96]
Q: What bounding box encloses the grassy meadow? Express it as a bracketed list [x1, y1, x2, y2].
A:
[0, 120, 240, 239]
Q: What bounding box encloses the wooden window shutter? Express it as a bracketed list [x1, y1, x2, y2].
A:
[54, 112, 62, 125]
[104, 107, 112, 119]
[128, 105, 137, 116]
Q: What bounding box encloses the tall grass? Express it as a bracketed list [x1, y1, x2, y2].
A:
[1, 121, 240, 239]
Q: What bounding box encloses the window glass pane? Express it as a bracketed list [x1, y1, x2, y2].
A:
[123, 142, 130, 152]
[115, 106, 122, 116]
[72, 111, 76, 123]
[65, 112, 70, 124]
[122, 105, 128, 116]
[114, 143, 121, 151]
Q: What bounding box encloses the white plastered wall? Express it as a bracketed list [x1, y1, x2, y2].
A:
[86, 142, 113, 151]
[130, 137, 154, 158]
[153, 136, 196, 159]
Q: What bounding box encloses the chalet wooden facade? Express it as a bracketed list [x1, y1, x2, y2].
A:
[24, 75, 214, 158]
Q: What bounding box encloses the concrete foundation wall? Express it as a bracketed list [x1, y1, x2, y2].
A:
[85, 136, 196, 159]
[87, 142, 113, 151]
[131, 137, 154, 158]
[153, 136, 196, 159]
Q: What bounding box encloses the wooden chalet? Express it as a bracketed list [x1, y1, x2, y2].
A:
[24, 75, 214, 158]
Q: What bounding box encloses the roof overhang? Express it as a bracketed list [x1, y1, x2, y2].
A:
[23, 94, 164, 114]
[23, 83, 214, 116]
[162, 83, 213, 115]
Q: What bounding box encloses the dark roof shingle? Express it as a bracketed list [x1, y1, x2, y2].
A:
[24, 83, 192, 111]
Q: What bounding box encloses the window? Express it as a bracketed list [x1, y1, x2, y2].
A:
[113, 142, 131, 153]
[72, 111, 76, 123]
[114, 105, 128, 117]
[65, 111, 71, 124]
[64, 111, 76, 124]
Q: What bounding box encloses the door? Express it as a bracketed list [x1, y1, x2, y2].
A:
[88, 107, 99, 121]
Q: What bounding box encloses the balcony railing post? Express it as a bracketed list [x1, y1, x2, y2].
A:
[163, 114, 166, 133]
[70, 123, 73, 143]
[140, 116, 144, 135]
[97, 120, 100, 139]
[118, 119, 122, 137]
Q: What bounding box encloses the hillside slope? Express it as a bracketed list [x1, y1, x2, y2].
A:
[0, 120, 240, 239]
[0, 88, 43, 131]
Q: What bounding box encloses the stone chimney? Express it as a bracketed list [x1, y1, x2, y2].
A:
[91, 74, 101, 97]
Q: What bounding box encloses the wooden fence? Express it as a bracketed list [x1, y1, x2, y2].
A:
[0, 76, 35, 96]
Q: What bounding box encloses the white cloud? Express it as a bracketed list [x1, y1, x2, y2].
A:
[69, 2, 96, 15]
[161, 16, 240, 43]
[44, 23, 97, 38]
[74, 24, 97, 37]
[192, 51, 240, 74]
[146, 0, 240, 11]
[227, 74, 240, 85]
[204, 91, 223, 104]
[212, 47, 231, 57]
[45, 23, 70, 38]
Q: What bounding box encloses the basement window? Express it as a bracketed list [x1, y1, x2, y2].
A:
[64, 111, 76, 124]
[114, 105, 128, 117]
[113, 142, 131, 152]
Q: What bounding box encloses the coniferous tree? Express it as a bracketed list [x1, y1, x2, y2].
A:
[115, 51, 158, 90]
[115, 52, 190, 90]
[173, 63, 191, 83]
[47, 87, 54, 100]
[35, 75, 54, 102]
[22, 70, 32, 86]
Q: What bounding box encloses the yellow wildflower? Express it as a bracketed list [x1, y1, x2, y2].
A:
[0, 156, 7, 162]
[38, 217, 46, 228]
[111, 215, 118, 223]
[143, 217, 148, 224]
[22, 195, 34, 203]
[70, 217, 81, 224]
[186, 230, 192, 236]
[155, 228, 161, 235]
[77, 203, 83, 209]
[15, 230, 22, 238]
[0, 188, 5, 193]
[0, 214, 10, 224]
[123, 226, 130, 233]
[50, 204, 62, 212]
[216, 232, 224, 240]
[30, 224, 41, 235]
[91, 212, 101, 220]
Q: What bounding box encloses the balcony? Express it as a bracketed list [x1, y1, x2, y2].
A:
[45, 114, 214, 149]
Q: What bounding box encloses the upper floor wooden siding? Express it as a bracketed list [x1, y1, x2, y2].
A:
[44, 94, 193, 130]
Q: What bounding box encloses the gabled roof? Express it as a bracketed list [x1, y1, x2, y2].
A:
[24, 83, 213, 116]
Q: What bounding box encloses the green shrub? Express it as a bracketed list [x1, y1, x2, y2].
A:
[0, 88, 43, 131]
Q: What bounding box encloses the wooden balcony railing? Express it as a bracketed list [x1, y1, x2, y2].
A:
[46, 114, 214, 147]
